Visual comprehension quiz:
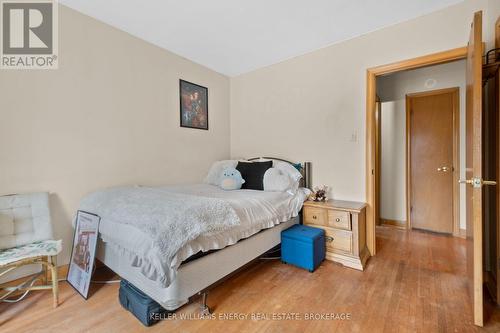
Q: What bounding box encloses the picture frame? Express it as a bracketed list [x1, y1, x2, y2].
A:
[67, 210, 100, 299]
[179, 79, 209, 130]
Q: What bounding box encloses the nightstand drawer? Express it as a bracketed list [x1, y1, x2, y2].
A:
[327, 210, 351, 230]
[304, 207, 328, 226]
[324, 227, 352, 254]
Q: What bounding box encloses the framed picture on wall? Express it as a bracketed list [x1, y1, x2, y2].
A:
[67, 210, 100, 299]
[179, 79, 208, 130]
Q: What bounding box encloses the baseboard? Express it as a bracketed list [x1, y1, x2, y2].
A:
[458, 228, 466, 239]
[380, 218, 407, 229]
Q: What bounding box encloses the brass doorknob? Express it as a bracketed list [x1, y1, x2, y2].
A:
[437, 166, 451, 172]
[459, 177, 497, 187]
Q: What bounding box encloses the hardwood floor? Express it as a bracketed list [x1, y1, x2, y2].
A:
[1, 226, 499, 332]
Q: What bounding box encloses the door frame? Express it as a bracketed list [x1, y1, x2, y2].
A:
[375, 95, 382, 226]
[405, 87, 460, 234]
[366, 46, 467, 255]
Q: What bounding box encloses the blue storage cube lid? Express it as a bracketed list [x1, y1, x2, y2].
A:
[281, 224, 324, 243]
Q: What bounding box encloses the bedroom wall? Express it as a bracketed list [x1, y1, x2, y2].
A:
[377, 61, 466, 229]
[378, 101, 406, 223]
[0, 4, 230, 277]
[229, 0, 500, 203]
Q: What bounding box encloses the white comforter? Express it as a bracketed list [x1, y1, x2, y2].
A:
[83, 184, 309, 287]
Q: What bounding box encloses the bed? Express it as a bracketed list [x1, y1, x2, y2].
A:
[83, 158, 311, 312]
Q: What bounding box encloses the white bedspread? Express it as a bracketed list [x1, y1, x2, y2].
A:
[80, 186, 240, 287]
[84, 184, 309, 287]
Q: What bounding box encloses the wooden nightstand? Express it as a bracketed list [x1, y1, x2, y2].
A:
[302, 200, 369, 270]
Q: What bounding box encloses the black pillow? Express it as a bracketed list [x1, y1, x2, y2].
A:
[236, 161, 273, 190]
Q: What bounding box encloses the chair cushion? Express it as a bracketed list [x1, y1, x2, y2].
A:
[0, 193, 53, 250]
[0, 239, 62, 266]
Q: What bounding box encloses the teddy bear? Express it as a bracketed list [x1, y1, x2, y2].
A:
[219, 167, 245, 190]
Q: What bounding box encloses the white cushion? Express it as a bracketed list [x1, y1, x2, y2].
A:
[273, 160, 302, 182]
[263, 168, 292, 192]
[257, 158, 302, 193]
[256, 158, 303, 182]
[204, 160, 238, 185]
[0, 239, 62, 266]
[0, 193, 53, 250]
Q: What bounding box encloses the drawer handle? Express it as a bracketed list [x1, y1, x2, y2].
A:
[335, 218, 341, 222]
[312, 215, 317, 220]
[325, 236, 334, 243]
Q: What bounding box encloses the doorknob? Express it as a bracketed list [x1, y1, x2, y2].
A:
[459, 177, 497, 188]
[437, 166, 451, 172]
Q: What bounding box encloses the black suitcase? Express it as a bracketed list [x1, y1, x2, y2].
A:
[118, 279, 168, 326]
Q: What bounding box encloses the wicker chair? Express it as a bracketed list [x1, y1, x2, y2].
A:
[0, 192, 62, 307]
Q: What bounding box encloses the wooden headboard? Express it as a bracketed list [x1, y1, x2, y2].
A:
[247, 157, 312, 189]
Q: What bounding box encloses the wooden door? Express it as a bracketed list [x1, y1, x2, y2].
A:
[464, 11, 487, 327]
[407, 88, 458, 233]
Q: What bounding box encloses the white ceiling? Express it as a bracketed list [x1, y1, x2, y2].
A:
[59, 0, 464, 77]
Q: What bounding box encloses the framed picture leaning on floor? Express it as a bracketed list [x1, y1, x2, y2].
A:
[67, 211, 100, 299]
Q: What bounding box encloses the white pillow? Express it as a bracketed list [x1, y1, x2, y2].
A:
[263, 168, 292, 192]
[204, 160, 238, 185]
[257, 158, 303, 183]
[273, 160, 302, 182]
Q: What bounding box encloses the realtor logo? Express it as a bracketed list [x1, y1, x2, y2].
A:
[1, 0, 58, 69]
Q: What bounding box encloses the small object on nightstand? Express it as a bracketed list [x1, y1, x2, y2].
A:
[303, 199, 369, 270]
[281, 224, 325, 272]
[308, 185, 329, 202]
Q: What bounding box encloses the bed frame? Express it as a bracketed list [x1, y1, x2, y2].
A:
[95, 158, 311, 314]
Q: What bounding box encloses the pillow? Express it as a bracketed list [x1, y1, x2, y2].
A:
[256, 158, 303, 182]
[219, 168, 245, 190]
[263, 168, 292, 192]
[204, 160, 238, 185]
[236, 161, 272, 190]
[273, 160, 303, 182]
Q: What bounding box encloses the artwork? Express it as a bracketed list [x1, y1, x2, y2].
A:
[180, 79, 208, 130]
[67, 211, 100, 299]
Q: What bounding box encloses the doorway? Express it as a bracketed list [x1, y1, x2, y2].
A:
[406, 88, 459, 234]
[375, 61, 464, 236]
[367, 11, 498, 327]
[366, 47, 468, 256]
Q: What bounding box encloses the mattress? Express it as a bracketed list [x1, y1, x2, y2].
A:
[96, 217, 299, 310]
[97, 184, 309, 287]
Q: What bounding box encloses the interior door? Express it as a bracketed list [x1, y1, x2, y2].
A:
[463, 11, 489, 327]
[408, 89, 457, 233]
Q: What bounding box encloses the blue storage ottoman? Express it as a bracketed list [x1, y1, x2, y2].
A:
[281, 224, 325, 272]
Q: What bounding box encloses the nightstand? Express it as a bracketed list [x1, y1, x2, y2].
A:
[303, 200, 369, 270]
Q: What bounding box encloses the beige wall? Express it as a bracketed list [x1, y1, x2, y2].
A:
[0, 5, 230, 270]
[377, 61, 466, 228]
[230, 0, 499, 202]
[379, 101, 407, 223]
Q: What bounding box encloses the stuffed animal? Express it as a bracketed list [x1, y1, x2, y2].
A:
[219, 167, 245, 190]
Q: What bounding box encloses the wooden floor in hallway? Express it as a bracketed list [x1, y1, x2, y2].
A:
[1, 226, 499, 332]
